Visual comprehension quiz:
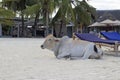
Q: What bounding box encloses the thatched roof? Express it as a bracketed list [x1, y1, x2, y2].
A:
[96, 10, 120, 22]
[88, 22, 106, 27]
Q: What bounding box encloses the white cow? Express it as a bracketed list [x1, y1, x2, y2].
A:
[41, 34, 103, 59]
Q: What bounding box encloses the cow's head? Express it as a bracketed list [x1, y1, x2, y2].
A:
[41, 34, 60, 51]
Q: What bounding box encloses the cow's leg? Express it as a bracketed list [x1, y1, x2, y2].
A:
[81, 51, 93, 59]
[57, 52, 70, 59]
[81, 44, 95, 59]
[70, 57, 81, 60]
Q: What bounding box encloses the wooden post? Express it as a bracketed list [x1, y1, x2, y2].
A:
[114, 41, 119, 56]
[80, 23, 83, 33]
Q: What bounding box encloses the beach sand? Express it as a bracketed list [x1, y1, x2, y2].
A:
[0, 38, 120, 80]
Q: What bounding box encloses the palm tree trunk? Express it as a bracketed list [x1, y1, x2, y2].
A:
[33, 11, 40, 37]
[20, 0, 26, 37]
[21, 11, 25, 37]
[80, 23, 83, 33]
[45, 12, 49, 36]
[44, 0, 50, 36]
[58, 20, 63, 37]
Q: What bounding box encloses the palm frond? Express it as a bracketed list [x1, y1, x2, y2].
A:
[24, 4, 41, 17]
[0, 7, 15, 25]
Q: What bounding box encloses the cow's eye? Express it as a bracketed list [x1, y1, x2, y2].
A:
[48, 39, 52, 41]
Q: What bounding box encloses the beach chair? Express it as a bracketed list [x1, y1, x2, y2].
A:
[73, 33, 120, 55]
[100, 32, 120, 41]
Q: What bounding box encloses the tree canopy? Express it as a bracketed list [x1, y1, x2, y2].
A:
[0, 0, 96, 36]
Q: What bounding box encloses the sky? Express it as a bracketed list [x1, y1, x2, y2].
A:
[88, 0, 120, 10]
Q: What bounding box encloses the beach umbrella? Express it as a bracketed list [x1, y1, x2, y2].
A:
[88, 22, 106, 27]
[100, 19, 116, 26]
[113, 20, 120, 26]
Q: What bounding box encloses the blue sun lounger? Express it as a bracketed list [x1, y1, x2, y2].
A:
[74, 33, 120, 55]
[74, 33, 119, 44]
[100, 32, 120, 41]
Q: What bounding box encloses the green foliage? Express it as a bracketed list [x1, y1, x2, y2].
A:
[52, 0, 75, 23]
[1, 0, 96, 30]
[24, 4, 41, 17]
[26, 0, 37, 6]
[74, 0, 96, 26]
[0, 7, 15, 25]
[2, 0, 26, 11]
[0, 7, 14, 18]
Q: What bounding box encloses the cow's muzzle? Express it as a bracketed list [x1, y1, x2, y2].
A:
[41, 45, 44, 49]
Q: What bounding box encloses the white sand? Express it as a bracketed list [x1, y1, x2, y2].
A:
[0, 38, 120, 80]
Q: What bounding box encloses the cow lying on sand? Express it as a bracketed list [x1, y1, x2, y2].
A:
[41, 35, 103, 59]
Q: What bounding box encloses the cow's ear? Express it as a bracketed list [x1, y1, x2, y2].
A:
[55, 39, 59, 42]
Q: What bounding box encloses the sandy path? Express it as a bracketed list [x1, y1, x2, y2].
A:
[0, 38, 120, 80]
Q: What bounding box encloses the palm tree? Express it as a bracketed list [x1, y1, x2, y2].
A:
[2, 0, 27, 37]
[24, 0, 60, 36]
[51, 0, 76, 37]
[74, 0, 96, 33]
[0, 7, 15, 25]
[52, 0, 96, 37]
[40, 0, 60, 36]
[24, 0, 41, 36]
[3, 0, 95, 37]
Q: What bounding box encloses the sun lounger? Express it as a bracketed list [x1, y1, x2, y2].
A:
[73, 33, 120, 55]
[100, 32, 120, 41]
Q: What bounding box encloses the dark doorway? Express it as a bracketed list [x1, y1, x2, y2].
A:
[67, 26, 72, 38]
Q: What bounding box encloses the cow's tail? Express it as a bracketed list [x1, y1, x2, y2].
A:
[94, 45, 98, 53]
